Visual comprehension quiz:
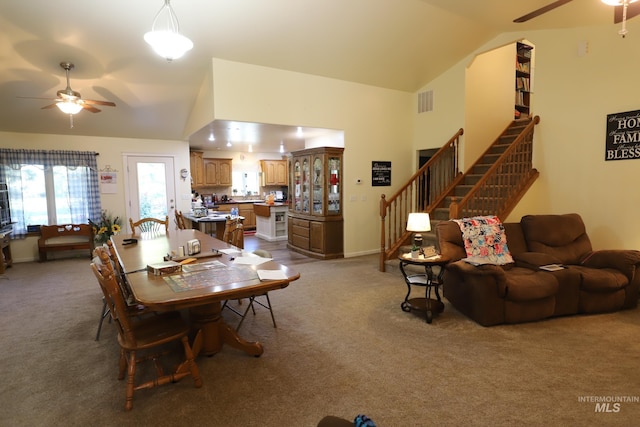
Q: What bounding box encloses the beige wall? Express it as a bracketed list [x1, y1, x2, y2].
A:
[413, 20, 640, 250]
[0, 132, 190, 261]
[210, 59, 415, 257]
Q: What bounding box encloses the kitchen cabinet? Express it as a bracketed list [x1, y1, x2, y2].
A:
[261, 160, 288, 186]
[287, 147, 343, 259]
[203, 158, 232, 186]
[189, 151, 204, 186]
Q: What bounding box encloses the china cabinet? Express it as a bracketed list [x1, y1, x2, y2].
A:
[288, 147, 344, 259]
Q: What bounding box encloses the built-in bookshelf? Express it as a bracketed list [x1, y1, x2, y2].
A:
[515, 42, 533, 119]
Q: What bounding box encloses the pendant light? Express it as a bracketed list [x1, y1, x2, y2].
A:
[144, 0, 193, 61]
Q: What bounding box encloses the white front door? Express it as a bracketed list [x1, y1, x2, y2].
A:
[125, 155, 176, 232]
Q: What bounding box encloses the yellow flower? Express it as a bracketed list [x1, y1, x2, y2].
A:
[97, 227, 108, 235]
[111, 224, 121, 234]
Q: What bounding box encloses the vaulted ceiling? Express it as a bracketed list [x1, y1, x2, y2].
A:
[0, 0, 623, 152]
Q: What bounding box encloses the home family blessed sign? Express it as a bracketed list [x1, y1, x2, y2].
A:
[606, 109, 640, 161]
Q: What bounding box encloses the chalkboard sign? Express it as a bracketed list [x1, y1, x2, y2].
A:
[605, 109, 640, 161]
[372, 161, 391, 186]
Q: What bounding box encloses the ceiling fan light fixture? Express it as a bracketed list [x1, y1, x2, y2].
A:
[601, 0, 637, 5]
[56, 101, 83, 115]
[144, 0, 193, 62]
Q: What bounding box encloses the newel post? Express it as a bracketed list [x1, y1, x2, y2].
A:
[379, 194, 387, 272]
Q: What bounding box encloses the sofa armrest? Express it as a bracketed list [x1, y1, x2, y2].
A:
[580, 250, 640, 281]
[513, 252, 563, 270]
[447, 260, 508, 297]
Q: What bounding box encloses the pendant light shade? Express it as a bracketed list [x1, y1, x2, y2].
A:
[144, 0, 193, 61]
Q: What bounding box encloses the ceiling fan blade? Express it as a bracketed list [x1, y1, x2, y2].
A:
[41, 103, 59, 110]
[82, 104, 101, 113]
[17, 96, 60, 101]
[82, 99, 116, 107]
[614, 2, 640, 24]
[513, 0, 573, 23]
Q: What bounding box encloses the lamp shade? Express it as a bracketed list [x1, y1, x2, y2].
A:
[406, 212, 431, 232]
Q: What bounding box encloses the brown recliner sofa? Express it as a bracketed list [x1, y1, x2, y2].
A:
[436, 213, 640, 326]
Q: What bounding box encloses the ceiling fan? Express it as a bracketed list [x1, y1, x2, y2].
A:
[19, 62, 116, 127]
[514, 0, 640, 36]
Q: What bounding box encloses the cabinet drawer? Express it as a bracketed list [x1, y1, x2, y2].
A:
[292, 218, 309, 228]
[292, 234, 310, 250]
[292, 224, 310, 238]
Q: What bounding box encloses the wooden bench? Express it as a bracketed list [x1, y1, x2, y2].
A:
[38, 224, 94, 262]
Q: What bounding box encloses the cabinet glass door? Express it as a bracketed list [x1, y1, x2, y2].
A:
[301, 157, 310, 213]
[293, 159, 302, 212]
[312, 157, 323, 215]
[327, 156, 340, 214]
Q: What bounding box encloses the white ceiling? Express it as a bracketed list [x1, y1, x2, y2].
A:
[0, 0, 624, 153]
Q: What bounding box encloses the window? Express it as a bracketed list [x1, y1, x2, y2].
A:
[232, 171, 260, 197]
[0, 149, 101, 238]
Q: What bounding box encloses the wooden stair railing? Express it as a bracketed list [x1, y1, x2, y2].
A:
[379, 128, 463, 272]
[449, 116, 540, 220]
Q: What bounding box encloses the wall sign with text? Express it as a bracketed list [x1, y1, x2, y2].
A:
[606, 109, 640, 161]
[372, 161, 391, 186]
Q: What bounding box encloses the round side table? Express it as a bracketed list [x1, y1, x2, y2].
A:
[398, 253, 449, 323]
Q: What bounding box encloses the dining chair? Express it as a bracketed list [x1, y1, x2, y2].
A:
[174, 210, 187, 230]
[95, 242, 152, 341]
[129, 216, 169, 235]
[223, 249, 277, 331]
[90, 247, 202, 411]
[222, 217, 243, 248]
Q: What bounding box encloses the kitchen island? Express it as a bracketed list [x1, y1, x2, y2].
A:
[254, 203, 288, 242]
[183, 212, 245, 248]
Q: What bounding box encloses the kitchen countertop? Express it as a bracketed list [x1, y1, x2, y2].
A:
[253, 202, 287, 207]
[216, 199, 265, 205]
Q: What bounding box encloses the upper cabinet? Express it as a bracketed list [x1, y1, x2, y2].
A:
[203, 158, 232, 186]
[515, 42, 533, 119]
[190, 152, 232, 187]
[190, 151, 204, 186]
[261, 160, 288, 186]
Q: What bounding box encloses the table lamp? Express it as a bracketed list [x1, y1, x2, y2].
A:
[406, 212, 431, 248]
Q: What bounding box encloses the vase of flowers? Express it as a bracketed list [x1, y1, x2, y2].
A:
[89, 210, 122, 245]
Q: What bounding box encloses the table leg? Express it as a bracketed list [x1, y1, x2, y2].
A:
[189, 302, 264, 357]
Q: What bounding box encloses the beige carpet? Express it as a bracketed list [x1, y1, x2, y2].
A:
[1, 255, 639, 426]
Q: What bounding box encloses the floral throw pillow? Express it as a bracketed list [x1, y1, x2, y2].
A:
[452, 215, 514, 265]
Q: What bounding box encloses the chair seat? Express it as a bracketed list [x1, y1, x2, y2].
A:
[118, 312, 189, 351]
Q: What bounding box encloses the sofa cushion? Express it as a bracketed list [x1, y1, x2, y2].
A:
[503, 269, 558, 302]
[520, 213, 592, 264]
[452, 216, 514, 265]
[571, 266, 629, 292]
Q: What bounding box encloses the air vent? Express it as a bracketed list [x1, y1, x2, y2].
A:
[417, 90, 433, 114]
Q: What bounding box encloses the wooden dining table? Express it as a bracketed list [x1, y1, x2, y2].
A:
[111, 229, 300, 357]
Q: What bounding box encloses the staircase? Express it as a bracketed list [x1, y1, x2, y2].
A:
[379, 116, 540, 272]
